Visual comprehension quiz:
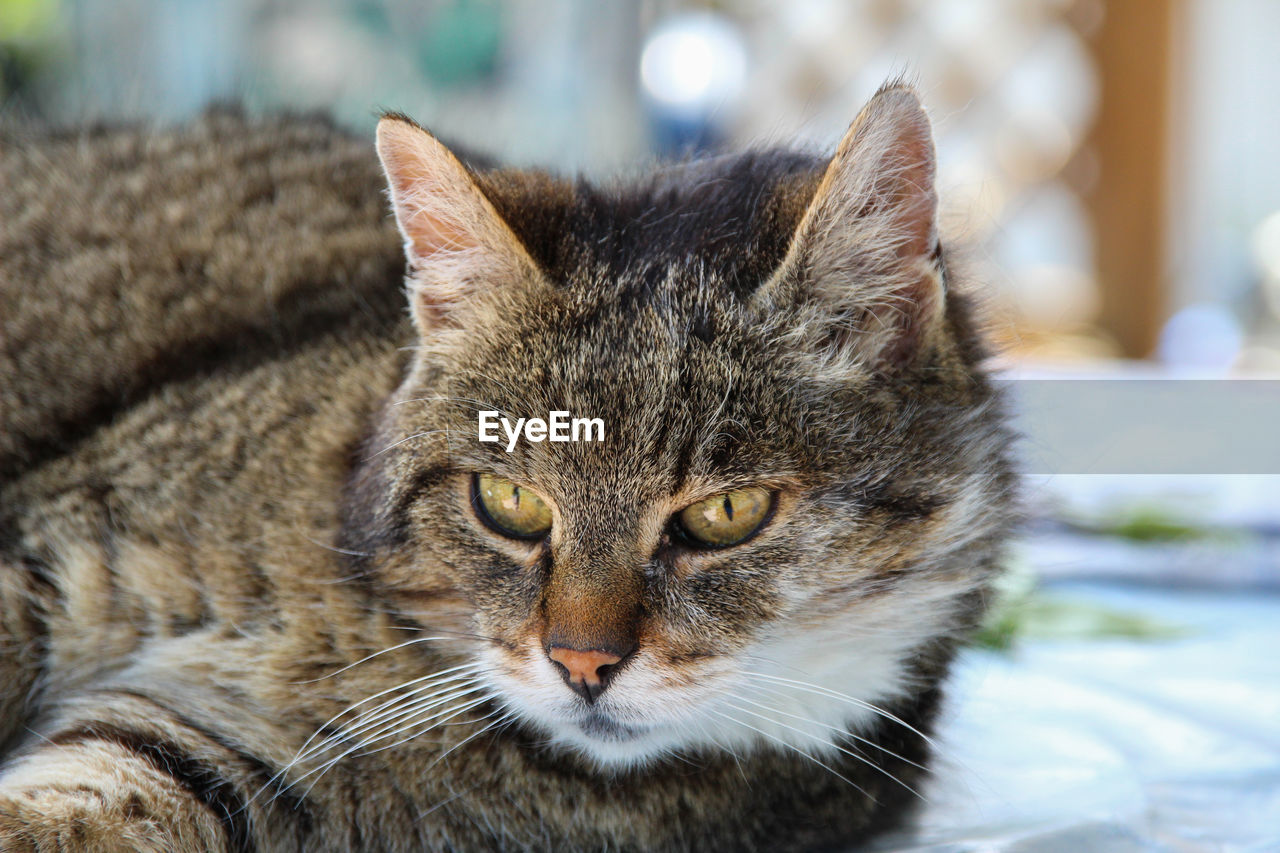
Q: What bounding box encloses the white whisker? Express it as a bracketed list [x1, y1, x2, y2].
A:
[288, 691, 493, 800]
[251, 666, 482, 810]
[294, 638, 473, 684]
[722, 700, 925, 801]
[420, 706, 515, 770]
[733, 684, 929, 773]
[293, 675, 483, 764]
[302, 535, 374, 559]
[350, 693, 496, 760]
[708, 708, 873, 801]
[742, 672, 936, 748]
[366, 428, 451, 459]
[293, 662, 481, 754]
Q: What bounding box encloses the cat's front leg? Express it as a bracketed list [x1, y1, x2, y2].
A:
[0, 737, 230, 852]
[0, 558, 48, 750]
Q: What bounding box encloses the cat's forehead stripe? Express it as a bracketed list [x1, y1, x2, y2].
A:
[478, 152, 821, 301]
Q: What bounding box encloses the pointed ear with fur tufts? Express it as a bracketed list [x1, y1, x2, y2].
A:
[754, 84, 946, 372]
[375, 114, 543, 335]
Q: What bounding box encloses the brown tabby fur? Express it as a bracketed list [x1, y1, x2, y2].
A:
[0, 86, 1017, 851]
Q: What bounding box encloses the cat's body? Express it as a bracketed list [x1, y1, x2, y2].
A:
[1, 91, 1016, 851]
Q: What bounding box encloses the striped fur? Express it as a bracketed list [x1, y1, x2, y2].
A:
[0, 86, 1017, 851]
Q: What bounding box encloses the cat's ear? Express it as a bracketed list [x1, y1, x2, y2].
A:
[756, 84, 945, 371]
[376, 114, 542, 334]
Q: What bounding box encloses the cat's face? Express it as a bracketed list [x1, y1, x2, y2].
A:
[350, 86, 1015, 767]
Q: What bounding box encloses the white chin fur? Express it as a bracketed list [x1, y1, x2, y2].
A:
[477, 577, 971, 769]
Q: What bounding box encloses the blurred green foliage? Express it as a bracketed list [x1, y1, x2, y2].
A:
[973, 557, 1187, 651]
[352, 0, 501, 87]
[416, 1, 501, 85]
[1, 0, 59, 112]
[1094, 507, 1218, 543]
[0, 0, 58, 38]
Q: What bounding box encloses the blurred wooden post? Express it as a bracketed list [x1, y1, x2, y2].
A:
[1085, 0, 1179, 358]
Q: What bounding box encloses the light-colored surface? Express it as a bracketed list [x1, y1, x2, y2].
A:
[877, 581, 1280, 851]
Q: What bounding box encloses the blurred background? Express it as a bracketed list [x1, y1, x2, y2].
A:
[6, 0, 1280, 371]
[2, 2, 1278, 847]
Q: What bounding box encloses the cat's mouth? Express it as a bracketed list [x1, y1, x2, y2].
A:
[575, 710, 644, 742]
[480, 639, 722, 763]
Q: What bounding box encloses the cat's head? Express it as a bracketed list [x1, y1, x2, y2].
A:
[346, 84, 1015, 768]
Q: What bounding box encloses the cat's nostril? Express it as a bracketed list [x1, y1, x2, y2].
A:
[546, 646, 629, 703]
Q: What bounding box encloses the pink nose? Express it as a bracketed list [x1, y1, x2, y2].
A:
[547, 647, 625, 703]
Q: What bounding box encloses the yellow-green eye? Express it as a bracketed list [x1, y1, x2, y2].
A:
[675, 488, 774, 548]
[473, 474, 552, 540]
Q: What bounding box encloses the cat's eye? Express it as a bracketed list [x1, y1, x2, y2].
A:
[472, 474, 553, 540]
[675, 487, 774, 549]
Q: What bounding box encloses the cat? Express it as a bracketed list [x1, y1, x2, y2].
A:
[0, 83, 1017, 851]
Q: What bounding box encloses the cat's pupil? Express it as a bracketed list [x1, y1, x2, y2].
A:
[723, 495, 734, 521]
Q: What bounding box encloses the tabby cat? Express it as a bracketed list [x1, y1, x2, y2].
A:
[0, 84, 1016, 851]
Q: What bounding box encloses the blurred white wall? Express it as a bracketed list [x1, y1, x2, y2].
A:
[1167, 0, 1280, 315]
